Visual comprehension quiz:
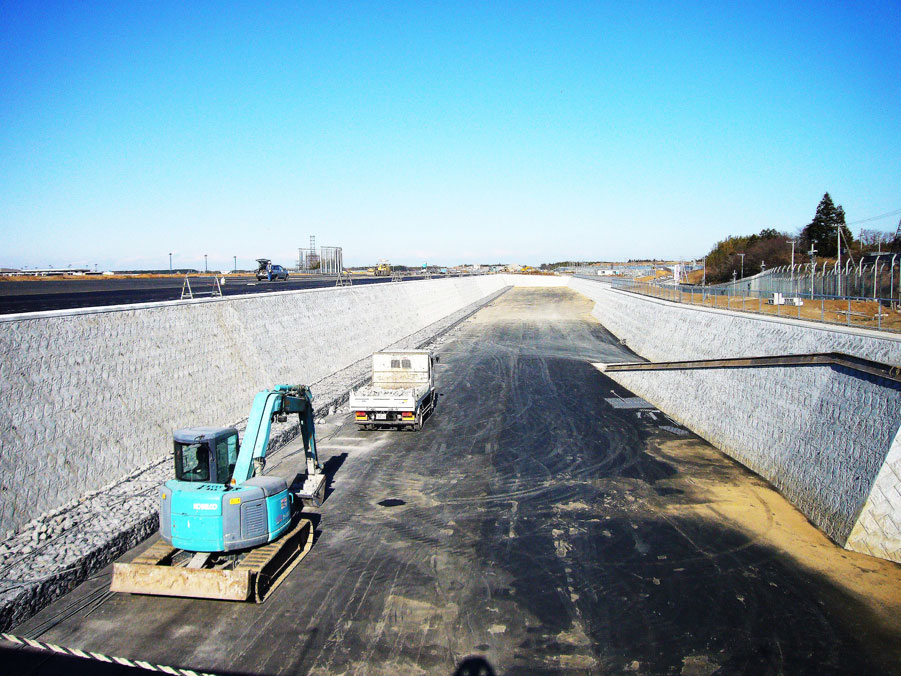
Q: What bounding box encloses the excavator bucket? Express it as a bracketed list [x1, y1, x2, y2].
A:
[111, 518, 314, 603]
[297, 472, 327, 508]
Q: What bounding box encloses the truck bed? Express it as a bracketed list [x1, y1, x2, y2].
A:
[350, 350, 436, 427]
[352, 383, 431, 401]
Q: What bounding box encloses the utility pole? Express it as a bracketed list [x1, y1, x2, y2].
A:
[702, 257, 706, 287]
[204, 254, 208, 273]
[808, 241, 817, 298]
[837, 223, 842, 296]
[169, 253, 172, 272]
[787, 239, 796, 294]
[738, 253, 745, 279]
[233, 256, 237, 273]
[732, 270, 737, 283]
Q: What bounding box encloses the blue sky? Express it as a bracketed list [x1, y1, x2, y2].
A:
[1, 1, 899, 269]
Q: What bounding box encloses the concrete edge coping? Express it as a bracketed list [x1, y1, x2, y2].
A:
[594, 352, 901, 384]
[0, 274, 502, 323]
[602, 284, 901, 345]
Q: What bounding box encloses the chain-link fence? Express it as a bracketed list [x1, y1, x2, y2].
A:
[610, 276, 901, 333]
[713, 255, 901, 301]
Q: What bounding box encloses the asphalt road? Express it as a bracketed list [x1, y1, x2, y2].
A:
[0, 274, 430, 315]
[8, 288, 901, 675]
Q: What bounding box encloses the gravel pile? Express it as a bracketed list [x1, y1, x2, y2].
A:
[0, 459, 168, 631]
[0, 286, 509, 632]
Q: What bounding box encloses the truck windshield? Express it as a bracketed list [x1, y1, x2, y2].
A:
[174, 442, 211, 482]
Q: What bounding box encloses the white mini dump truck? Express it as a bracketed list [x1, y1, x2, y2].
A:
[350, 350, 437, 430]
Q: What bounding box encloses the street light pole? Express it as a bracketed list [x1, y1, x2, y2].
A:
[233, 256, 237, 273]
[737, 253, 745, 279]
[204, 254, 208, 274]
[169, 253, 172, 272]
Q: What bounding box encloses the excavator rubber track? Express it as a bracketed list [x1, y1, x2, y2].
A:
[110, 518, 314, 603]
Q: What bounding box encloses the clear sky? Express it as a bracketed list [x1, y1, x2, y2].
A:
[1, 1, 899, 270]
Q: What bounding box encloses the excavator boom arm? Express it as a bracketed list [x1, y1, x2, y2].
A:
[232, 385, 318, 484]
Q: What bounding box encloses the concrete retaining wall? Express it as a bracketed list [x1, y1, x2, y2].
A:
[569, 278, 901, 364]
[3, 274, 898, 563]
[0, 276, 512, 536]
[571, 279, 901, 562]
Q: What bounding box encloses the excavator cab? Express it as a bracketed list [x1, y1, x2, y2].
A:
[172, 427, 239, 485]
[161, 443, 293, 553]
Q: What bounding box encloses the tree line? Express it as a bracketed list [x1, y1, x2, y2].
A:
[702, 193, 897, 284]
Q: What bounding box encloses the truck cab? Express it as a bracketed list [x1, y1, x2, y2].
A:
[350, 350, 437, 429]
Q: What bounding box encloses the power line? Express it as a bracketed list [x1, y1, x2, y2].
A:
[847, 207, 901, 226]
[776, 206, 901, 235]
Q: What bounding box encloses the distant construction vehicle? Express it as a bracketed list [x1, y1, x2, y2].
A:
[350, 350, 437, 430]
[110, 385, 325, 602]
[373, 260, 391, 276]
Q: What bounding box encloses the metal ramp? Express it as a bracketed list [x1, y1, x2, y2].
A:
[335, 272, 353, 287]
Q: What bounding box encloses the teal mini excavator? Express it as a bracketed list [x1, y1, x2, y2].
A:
[111, 385, 325, 602]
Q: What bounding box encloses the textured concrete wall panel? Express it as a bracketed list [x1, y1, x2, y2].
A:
[573, 279, 901, 562]
[601, 364, 899, 549]
[569, 279, 901, 365]
[847, 428, 901, 561]
[0, 276, 509, 534]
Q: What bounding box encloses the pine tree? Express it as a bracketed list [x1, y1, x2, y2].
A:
[800, 193, 853, 257]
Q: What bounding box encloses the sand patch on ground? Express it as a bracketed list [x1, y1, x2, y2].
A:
[649, 438, 901, 627]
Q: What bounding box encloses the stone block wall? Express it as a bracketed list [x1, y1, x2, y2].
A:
[847, 427, 901, 561]
[571, 279, 901, 562]
[5, 273, 897, 563]
[0, 276, 508, 535]
[569, 279, 901, 364]
[600, 364, 899, 555]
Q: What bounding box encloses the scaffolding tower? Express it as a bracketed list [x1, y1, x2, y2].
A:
[319, 247, 343, 276]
